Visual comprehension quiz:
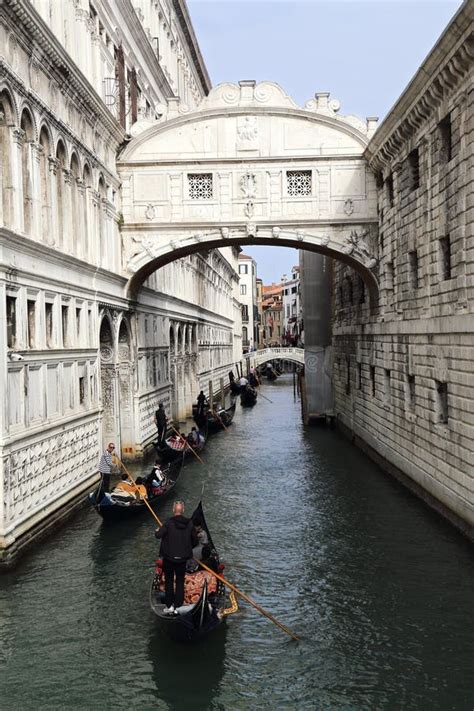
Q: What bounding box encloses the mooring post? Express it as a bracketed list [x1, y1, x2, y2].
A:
[209, 380, 213, 410]
[220, 377, 225, 407]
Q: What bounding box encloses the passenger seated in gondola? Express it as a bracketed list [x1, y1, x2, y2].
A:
[168, 427, 185, 450]
[187, 426, 199, 447]
[110, 474, 147, 502]
[146, 461, 167, 494]
[239, 375, 248, 387]
[192, 518, 209, 560]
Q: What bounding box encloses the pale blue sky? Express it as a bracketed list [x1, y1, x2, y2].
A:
[187, 0, 462, 282]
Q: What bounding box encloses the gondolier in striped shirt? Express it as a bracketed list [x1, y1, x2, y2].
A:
[98, 442, 115, 494]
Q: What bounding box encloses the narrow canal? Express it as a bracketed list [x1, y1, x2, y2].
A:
[1, 375, 473, 710]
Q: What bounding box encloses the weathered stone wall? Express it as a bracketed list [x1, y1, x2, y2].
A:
[333, 3, 474, 536]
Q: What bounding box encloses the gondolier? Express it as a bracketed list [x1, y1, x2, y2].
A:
[196, 390, 208, 418]
[155, 501, 198, 615]
[98, 442, 115, 493]
[154, 403, 167, 447]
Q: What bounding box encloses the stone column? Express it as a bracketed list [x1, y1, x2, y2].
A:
[47, 156, 59, 247]
[76, 178, 86, 260]
[11, 128, 25, 233]
[62, 168, 73, 253]
[30, 141, 42, 239]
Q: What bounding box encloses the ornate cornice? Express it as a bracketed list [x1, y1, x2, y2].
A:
[365, 3, 473, 171]
[2, 0, 125, 145]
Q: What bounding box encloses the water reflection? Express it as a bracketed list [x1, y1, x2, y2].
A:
[1, 375, 474, 710]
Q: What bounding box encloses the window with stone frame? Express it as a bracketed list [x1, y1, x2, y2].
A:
[438, 236, 452, 280]
[385, 173, 394, 208]
[405, 373, 416, 412]
[45, 302, 54, 347]
[438, 113, 452, 164]
[345, 358, 351, 395]
[435, 380, 448, 424]
[27, 299, 36, 349]
[286, 170, 312, 197]
[384, 368, 391, 404]
[370, 365, 376, 397]
[408, 250, 419, 290]
[357, 362, 362, 390]
[6, 295, 17, 349]
[407, 148, 420, 191]
[188, 173, 213, 200]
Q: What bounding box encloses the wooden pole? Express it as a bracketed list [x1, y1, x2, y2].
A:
[114, 456, 300, 642]
[170, 425, 204, 465]
[220, 377, 225, 408]
[209, 380, 213, 411]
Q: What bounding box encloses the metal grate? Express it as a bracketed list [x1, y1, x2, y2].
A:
[287, 170, 312, 196]
[188, 173, 213, 200]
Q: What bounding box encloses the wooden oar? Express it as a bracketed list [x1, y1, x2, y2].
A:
[115, 457, 300, 642]
[258, 391, 274, 404]
[170, 425, 204, 465]
[211, 408, 229, 433]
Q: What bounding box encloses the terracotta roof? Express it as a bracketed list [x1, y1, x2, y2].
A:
[239, 253, 253, 260]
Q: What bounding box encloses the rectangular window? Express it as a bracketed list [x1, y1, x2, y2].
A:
[291, 286, 297, 294]
[45, 302, 53, 347]
[241, 305, 249, 322]
[439, 236, 452, 280]
[357, 362, 362, 390]
[88, 308, 93, 346]
[239, 264, 248, 275]
[386, 261, 394, 290]
[435, 381, 448, 424]
[188, 173, 213, 200]
[408, 148, 420, 191]
[240, 284, 247, 296]
[406, 374, 416, 412]
[385, 173, 394, 208]
[61, 304, 69, 347]
[27, 299, 36, 349]
[287, 170, 312, 196]
[6, 295, 17, 348]
[408, 250, 419, 290]
[79, 376, 85, 405]
[76, 307, 82, 338]
[345, 359, 351, 395]
[370, 365, 376, 397]
[384, 369, 391, 404]
[438, 114, 452, 163]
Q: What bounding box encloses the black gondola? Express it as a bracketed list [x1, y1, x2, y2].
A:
[155, 421, 208, 463]
[89, 454, 185, 522]
[240, 385, 258, 407]
[192, 400, 236, 432]
[150, 502, 235, 642]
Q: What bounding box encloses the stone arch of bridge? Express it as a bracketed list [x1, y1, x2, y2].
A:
[118, 81, 380, 309]
[126, 228, 379, 309]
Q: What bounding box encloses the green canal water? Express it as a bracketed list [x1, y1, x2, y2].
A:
[1, 376, 473, 710]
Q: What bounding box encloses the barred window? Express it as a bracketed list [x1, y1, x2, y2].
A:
[287, 170, 312, 196]
[188, 173, 213, 200]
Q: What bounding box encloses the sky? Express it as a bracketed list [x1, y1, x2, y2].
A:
[187, 0, 463, 283]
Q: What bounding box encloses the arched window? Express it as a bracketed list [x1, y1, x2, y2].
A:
[70, 153, 80, 254]
[20, 108, 34, 235]
[83, 163, 92, 261]
[55, 140, 67, 248]
[98, 174, 106, 262]
[38, 126, 52, 243]
[0, 90, 15, 228]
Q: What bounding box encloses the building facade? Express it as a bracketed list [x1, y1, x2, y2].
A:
[282, 266, 302, 346]
[332, 2, 474, 537]
[261, 283, 284, 347]
[237, 252, 257, 352]
[0, 0, 240, 562]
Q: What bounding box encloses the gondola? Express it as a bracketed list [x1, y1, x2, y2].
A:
[192, 400, 236, 432]
[240, 385, 258, 407]
[89, 454, 185, 522]
[265, 367, 278, 381]
[155, 421, 208, 463]
[150, 502, 236, 642]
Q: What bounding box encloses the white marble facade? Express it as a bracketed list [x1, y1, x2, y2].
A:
[0, 0, 237, 557]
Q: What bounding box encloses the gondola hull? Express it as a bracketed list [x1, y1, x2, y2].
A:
[149, 502, 230, 642]
[240, 388, 258, 407]
[155, 422, 208, 462]
[89, 457, 183, 521]
[193, 401, 236, 432]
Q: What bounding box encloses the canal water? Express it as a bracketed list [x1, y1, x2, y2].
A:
[1, 375, 473, 710]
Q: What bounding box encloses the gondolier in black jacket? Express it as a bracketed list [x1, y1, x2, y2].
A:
[155, 501, 198, 614]
[154, 403, 167, 447]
